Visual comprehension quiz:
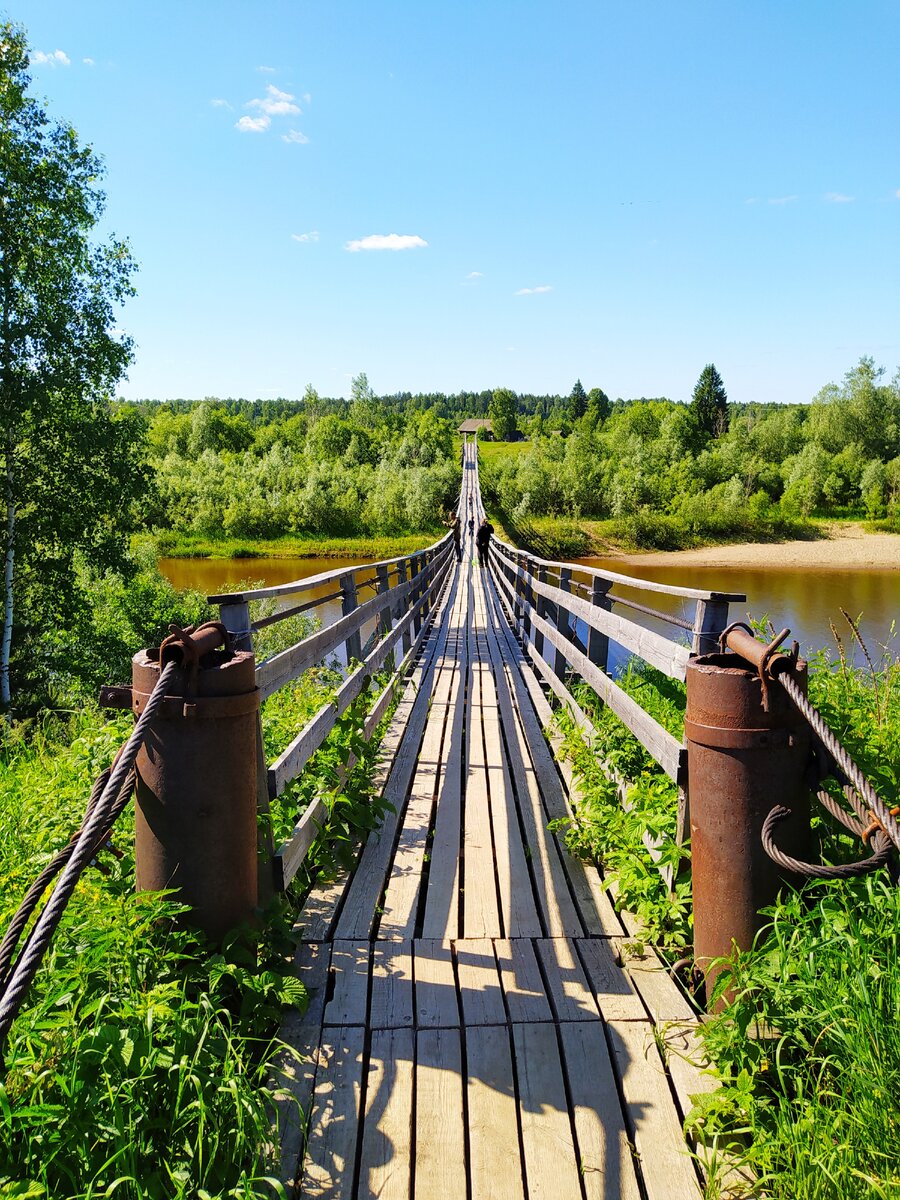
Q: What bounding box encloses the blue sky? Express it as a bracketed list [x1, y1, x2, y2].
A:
[15, 1, 900, 405]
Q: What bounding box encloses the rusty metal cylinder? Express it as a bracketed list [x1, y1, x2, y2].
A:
[132, 647, 260, 941]
[685, 652, 812, 992]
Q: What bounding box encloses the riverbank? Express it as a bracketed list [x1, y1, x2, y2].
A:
[143, 530, 445, 561]
[598, 521, 900, 571]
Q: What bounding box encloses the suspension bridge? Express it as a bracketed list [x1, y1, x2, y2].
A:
[4, 438, 895, 1198]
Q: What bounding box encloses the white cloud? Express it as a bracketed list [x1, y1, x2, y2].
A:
[466, 271, 484, 278]
[282, 129, 309, 144]
[258, 65, 277, 74]
[345, 234, 428, 252]
[248, 84, 300, 116]
[82, 57, 95, 67]
[515, 285, 553, 295]
[31, 49, 70, 67]
[895, 189, 900, 199]
[235, 114, 270, 133]
[210, 97, 232, 109]
[825, 191, 854, 203]
[292, 231, 320, 243]
[768, 195, 798, 205]
[303, 92, 312, 105]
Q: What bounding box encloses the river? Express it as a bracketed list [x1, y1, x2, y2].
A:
[158, 554, 900, 667]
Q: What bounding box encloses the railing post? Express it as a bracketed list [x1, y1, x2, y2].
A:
[587, 577, 613, 671]
[341, 572, 362, 665]
[411, 554, 424, 636]
[692, 598, 730, 656]
[397, 559, 413, 654]
[520, 554, 532, 645]
[219, 600, 252, 653]
[685, 649, 812, 1004]
[375, 563, 394, 671]
[533, 565, 547, 658]
[554, 567, 572, 680]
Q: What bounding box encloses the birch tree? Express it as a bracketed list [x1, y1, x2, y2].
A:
[0, 25, 143, 709]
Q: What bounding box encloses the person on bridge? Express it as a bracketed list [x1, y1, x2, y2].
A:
[476, 518, 494, 567]
[450, 513, 462, 562]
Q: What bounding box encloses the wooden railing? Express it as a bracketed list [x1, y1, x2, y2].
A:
[209, 536, 456, 891]
[488, 533, 745, 880]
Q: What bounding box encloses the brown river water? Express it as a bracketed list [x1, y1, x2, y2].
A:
[158, 555, 900, 667]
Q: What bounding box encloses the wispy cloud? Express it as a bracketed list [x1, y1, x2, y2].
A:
[345, 234, 428, 252]
[282, 129, 309, 144]
[768, 195, 798, 205]
[258, 65, 277, 74]
[248, 84, 301, 117]
[515, 285, 553, 295]
[235, 114, 270, 133]
[895, 189, 900, 200]
[292, 231, 320, 243]
[824, 191, 854, 203]
[82, 57, 95, 67]
[31, 49, 70, 67]
[210, 97, 232, 109]
[466, 271, 484, 279]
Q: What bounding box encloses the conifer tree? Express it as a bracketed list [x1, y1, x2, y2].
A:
[691, 363, 729, 440]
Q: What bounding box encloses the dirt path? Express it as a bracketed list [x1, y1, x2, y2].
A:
[604, 523, 900, 571]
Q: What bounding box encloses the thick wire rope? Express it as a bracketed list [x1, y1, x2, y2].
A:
[0, 661, 177, 1046]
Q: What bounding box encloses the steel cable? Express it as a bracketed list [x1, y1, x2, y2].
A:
[0, 661, 177, 1046]
[778, 671, 900, 854]
[0, 764, 137, 990]
[762, 805, 894, 880]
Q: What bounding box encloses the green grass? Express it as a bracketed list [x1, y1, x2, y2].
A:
[144, 529, 445, 561]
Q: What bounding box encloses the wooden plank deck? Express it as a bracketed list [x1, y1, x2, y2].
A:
[273, 456, 714, 1199]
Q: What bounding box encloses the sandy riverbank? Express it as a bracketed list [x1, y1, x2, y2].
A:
[605, 523, 900, 571]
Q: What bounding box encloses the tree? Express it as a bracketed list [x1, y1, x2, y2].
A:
[587, 386, 611, 426]
[0, 25, 145, 709]
[568, 379, 587, 423]
[691, 363, 729, 440]
[489, 388, 518, 441]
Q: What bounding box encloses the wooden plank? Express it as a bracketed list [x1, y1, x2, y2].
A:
[512, 1022, 584, 1200]
[558, 1022, 642, 1200]
[370, 940, 414, 1030]
[486, 552, 627, 939]
[323, 941, 370, 1027]
[414, 939, 459, 1028]
[462, 617, 503, 940]
[466, 1025, 526, 1200]
[357, 1027, 414, 1200]
[495, 938, 552, 1024]
[455, 938, 507, 1026]
[534, 937, 600, 1023]
[421, 592, 467, 940]
[606, 1019, 703, 1200]
[299, 1024, 366, 1199]
[621, 945, 698, 1024]
[576, 937, 646, 1022]
[336, 574, 459, 940]
[414, 1028, 467, 1199]
[296, 869, 351, 943]
[479, 664, 543, 938]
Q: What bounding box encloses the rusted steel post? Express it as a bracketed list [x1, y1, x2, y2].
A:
[685, 645, 812, 1000]
[132, 626, 260, 941]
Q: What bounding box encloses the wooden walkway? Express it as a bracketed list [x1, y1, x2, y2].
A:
[272, 455, 716, 1199]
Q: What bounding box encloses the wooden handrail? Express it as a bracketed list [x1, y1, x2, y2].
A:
[491, 534, 744, 604]
[208, 531, 453, 605]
